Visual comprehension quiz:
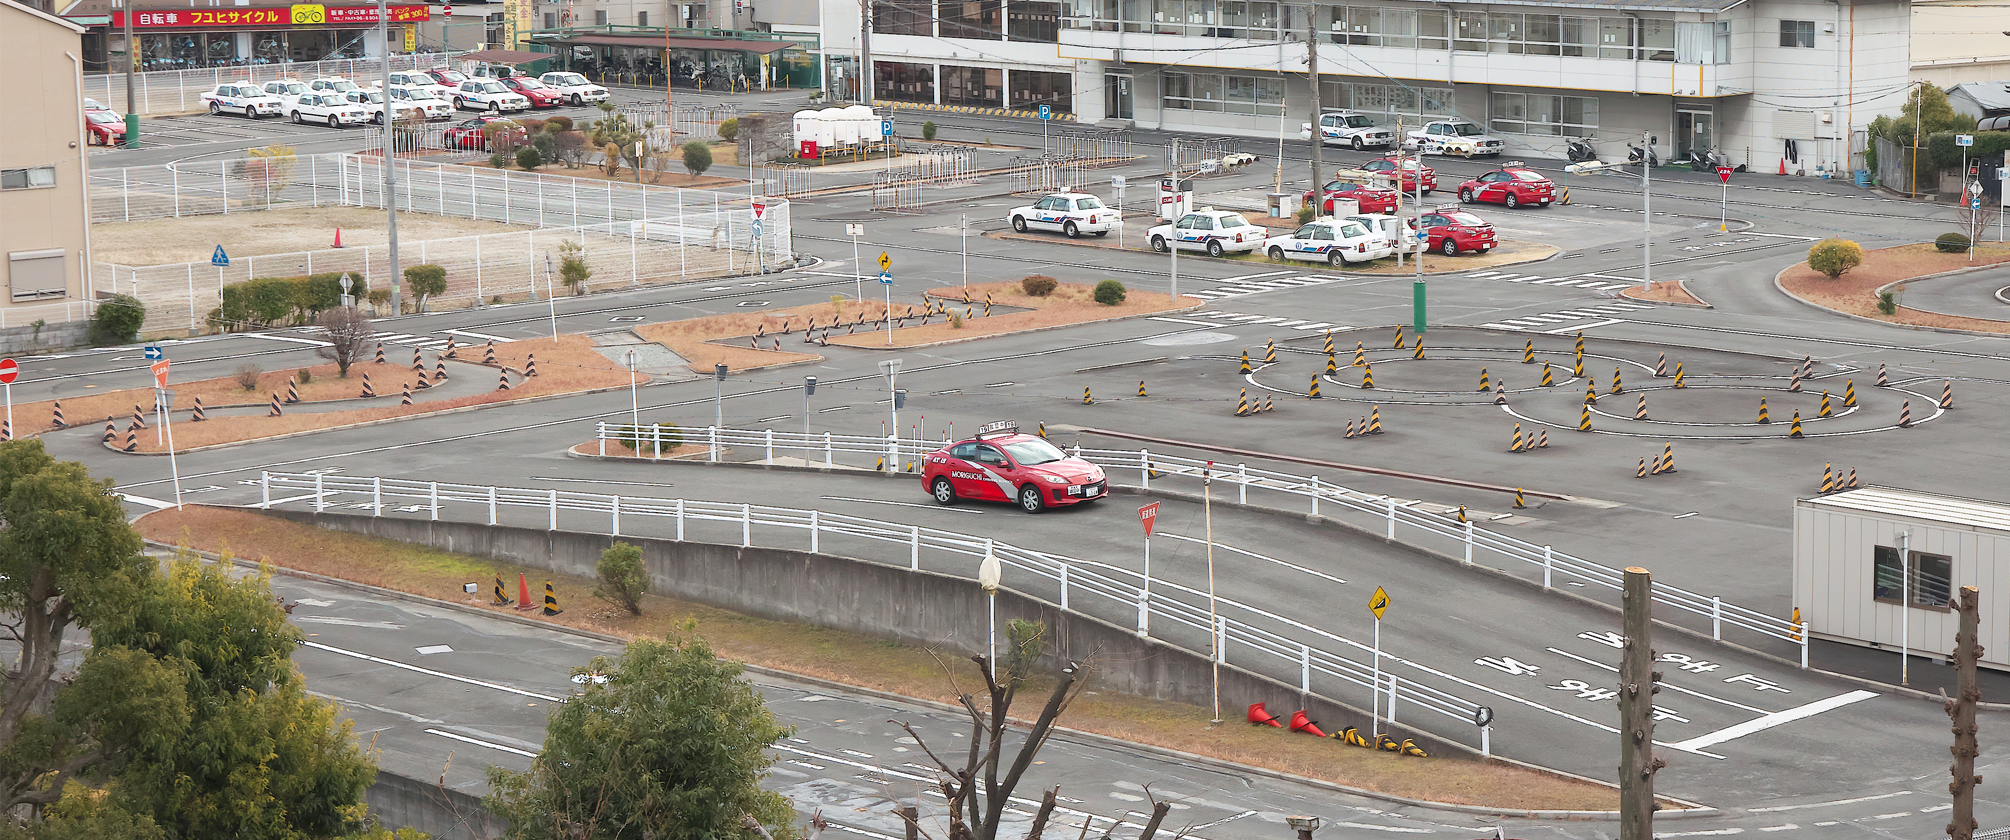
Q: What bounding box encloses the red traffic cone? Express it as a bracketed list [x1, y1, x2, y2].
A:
[515, 573, 535, 610]
[1287, 710, 1328, 738]
[1247, 702, 1284, 727]
[1778, 158, 1787, 176]
[333, 226, 343, 248]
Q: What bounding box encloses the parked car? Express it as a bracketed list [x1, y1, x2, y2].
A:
[1303, 172, 1399, 214]
[452, 79, 531, 113]
[287, 92, 370, 127]
[422, 69, 471, 90]
[84, 108, 126, 145]
[1343, 213, 1423, 256]
[538, 72, 611, 105]
[1262, 219, 1393, 266]
[1404, 120, 1507, 157]
[260, 79, 309, 99]
[387, 70, 454, 100]
[340, 89, 388, 124]
[1007, 192, 1117, 238]
[497, 75, 564, 108]
[1416, 207, 1498, 255]
[443, 115, 524, 150]
[385, 85, 455, 121]
[200, 82, 284, 118]
[1458, 163, 1555, 208]
[1300, 109, 1395, 151]
[308, 77, 363, 95]
[1360, 157, 1436, 194]
[1145, 208, 1269, 257]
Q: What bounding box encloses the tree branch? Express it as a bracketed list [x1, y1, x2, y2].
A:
[1025, 786, 1059, 840]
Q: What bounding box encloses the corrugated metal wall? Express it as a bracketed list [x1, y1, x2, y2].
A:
[1796, 502, 2010, 670]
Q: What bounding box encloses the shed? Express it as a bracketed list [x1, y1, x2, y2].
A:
[1949, 81, 2010, 121]
[1794, 486, 2010, 670]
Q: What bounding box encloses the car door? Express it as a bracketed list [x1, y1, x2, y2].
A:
[965, 443, 1017, 500]
[1031, 197, 1062, 230]
[1182, 215, 1215, 250]
[1286, 225, 1320, 258]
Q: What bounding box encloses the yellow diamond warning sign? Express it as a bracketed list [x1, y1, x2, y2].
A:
[1368, 586, 1390, 620]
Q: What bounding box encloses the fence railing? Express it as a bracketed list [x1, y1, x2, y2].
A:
[592, 423, 1810, 664]
[87, 52, 463, 116]
[256, 470, 1502, 753]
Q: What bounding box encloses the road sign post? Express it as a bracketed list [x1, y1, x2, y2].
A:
[1960, 134, 1976, 262]
[878, 251, 895, 346]
[0, 358, 16, 440]
[1039, 104, 1052, 156]
[881, 119, 894, 167]
[1138, 501, 1159, 635]
[1368, 586, 1390, 737]
[877, 359, 901, 472]
[1112, 175, 1128, 252]
[846, 224, 865, 299]
[1717, 166, 1732, 232]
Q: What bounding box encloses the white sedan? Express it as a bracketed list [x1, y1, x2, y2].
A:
[201, 83, 284, 118]
[1262, 219, 1393, 266]
[386, 85, 455, 121]
[1343, 213, 1423, 256]
[452, 79, 531, 113]
[1145, 208, 1270, 257]
[1007, 192, 1117, 238]
[288, 92, 370, 127]
[538, 72, 611, 106]
[387, 70, 454, 100]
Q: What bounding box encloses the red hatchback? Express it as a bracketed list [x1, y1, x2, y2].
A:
[1458, 165, 1554, 208]
[1303, 175, 1398, 214]
[923, 422, 1107, 513]
[498, 75, 564, 108]
[1361, 157, 1436, 194]
[1417, 208, 1497, 255]
[444, 115, 523, 150]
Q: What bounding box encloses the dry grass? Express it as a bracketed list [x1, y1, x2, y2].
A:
[12, 360, 417, 436]
[630, 298, 925, 373]
[822, 282, 1185, 349]
[1620, 280, 1706, 306]
[136, 506, 1624, 811]
[1780, 243, 2010, 333]
[92, 206, 534, 266]
[111, 335, 629, 452]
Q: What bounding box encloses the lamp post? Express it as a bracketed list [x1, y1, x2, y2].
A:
[802, 375, 816, 441]
[1203, 459, 1219, 724]
[979, 544, 1001, 681]
[626, 349, 639, 431]
[712, 362, 728, 458]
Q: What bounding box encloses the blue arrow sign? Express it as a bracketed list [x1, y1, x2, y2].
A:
[143, 346, 163, 361]
[210, 245, 229, 267]
[878, 271, 893, 285]
[752, 220, 764, 238]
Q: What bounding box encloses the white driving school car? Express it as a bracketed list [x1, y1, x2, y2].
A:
[1145, 208, 1269, 257]
[1262, 219, 1394, 266]
[1006, 192, 1117, 238]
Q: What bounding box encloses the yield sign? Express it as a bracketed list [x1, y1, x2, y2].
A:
[150, 359, 170, 388]
[752, 202, 767, 220]
[1717, 166, 1732, 184]
[1138, 502, 1159, 537]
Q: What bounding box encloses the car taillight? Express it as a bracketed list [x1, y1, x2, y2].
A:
[1357, 243, 1366, 252]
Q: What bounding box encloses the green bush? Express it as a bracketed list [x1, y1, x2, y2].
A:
[717, 117, 739, 142]
[1878, 290, 1897, 315]
[90, 293, 145, 345]
[488, 151, 510, 169]
[515, 146, 543, 171]
[1806, 238, 1865, 279]
[1093, 279, 1127, 305]
[1297, 206, 1316, 224]
[297, 368, 312, 384]
[1936, 232, 1972, 253]
[542, 115, 573, 132]
[211, 273, 369, 330]
[922, 120, 938, 141]
[403, 264, 447, 311]
[1020, 275, 1058, 297]
[558, 240, 592, 294]
[682, 141, 713, 176]
[592, 541, 648, 616]
[616, 421, 681, 456]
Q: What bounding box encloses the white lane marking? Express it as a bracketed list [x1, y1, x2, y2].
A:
[1920, 804, 1952, 813]
[415, 644, 454, 655]
[1669, 690, 1879, 751]
[1150, 317, 1233, 327]
[1545, 648, 1768, 713]
[295, 615, 407, 630]
[295, 598, 337, 607]
[244, 333, 335, 347]
[443, 329, 517, 342]
[1226, 270, 1295, 281]
[118, 493, 176, 509]
[1542, 318, 1626, 334]
[1465, 271, 1502, 278]
[1245, 316, 1289, 324]
[301, 640, 568, 702]
[1863, 813, 1909, 821]
[1477, 323, 1525, 331]
[1586, 273, 1648, 282]
[1529, 277, 1576, 285]
[1300, 322, 1336, 330]
[1757, 825, 1798, 832]
[1659, 829, 1743, 837]
[1155, 533, 1346, 584]
[426, 728, 539, 757]
[1330, 823, 1432, 834]
[819, 495, 985, 515]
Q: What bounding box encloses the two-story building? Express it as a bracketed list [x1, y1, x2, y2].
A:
[2, 0, 90, 319]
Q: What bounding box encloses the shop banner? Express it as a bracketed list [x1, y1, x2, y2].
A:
[113, 5, 428, 27]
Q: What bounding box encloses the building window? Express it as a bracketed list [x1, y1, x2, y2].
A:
[0, 167, 56, 191]
[1714, 21, 1731, 64]
[1780, 19, 1814, 48]
[873, 60, 935, 103]
[941, 65, 1003, 107]
[637, 10, 647, 25]
[594, 9, 607, 24]
[544, 11, 555, 27]
[1873, 545, 1955, 609]
[1164, 71, 1281, 116]
[1008, 0, 1059, 41]
[1489, 92, 1598, 137]
[1320, 80, 1452, 126]
[943, 0, 1002, 38]
[1011, 68, 1073, 113]
[874, 0, 933, 34]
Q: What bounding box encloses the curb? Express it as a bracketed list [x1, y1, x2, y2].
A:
[1772, 261, 2010, 338]
[134, 529, 1708, 820]
[819, 297, 1208, 352]
[1618, 280, 1713, 309]
[984, 230, 1563, 278]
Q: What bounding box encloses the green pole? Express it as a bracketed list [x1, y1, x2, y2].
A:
[124, 114, 140, 149]
[1412, 280, 1427, 333]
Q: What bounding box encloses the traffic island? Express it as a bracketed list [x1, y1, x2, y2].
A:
[986, 230, 1559, 275]
[820, 281, 1195, 350]
[1619, 280, 1710, 308]
[1776, 243, 2010, 334]
[133, 505, 1635, 813]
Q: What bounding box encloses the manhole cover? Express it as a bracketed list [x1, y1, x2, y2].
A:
[1141, 331, 1238, 346]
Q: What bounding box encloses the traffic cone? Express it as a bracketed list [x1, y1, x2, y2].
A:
[1521, 339, 1535, 364]
[401, 382, 414, 406]
[1400, 739, 1428, 757]
[374, 342, 386, 364]
[1239, 351, 1252, 374]
[1323, 331, 1336, 355]
[1455, 505, 1468, 523]
[443, 339, 457, 359]
[1899, 399, 1913, 428]
[123, 425, 137, 452]
[1584, 381, 1599, 405]
[434, 359, 448, 382]
[1941, 380, 1954, 409]
[1636, 456, 1648, 479]
[362, 372, 376, 398]
[1779, 158, 1787, 175]
[498, 369, 512, 391]
[1478, 367, 1491, 392]
[1361, 363, 1375, 389]
[1082, 387, 1093, 405]
[1514, 488, 1526, 509]
[1326, 355, 1338, 376]
[1610, 367, 1623, 395]
[1537, 429, 1549, 449]
[1789, 410, 1804, 438]
[1236, 389, 1249, 416]
[1541, 362, 1555, 387]
[1672, 363, 1686, 388]
[1843, 379, 1857, 407]
[1635, 394, 1647, 420]
[412, 348, 424, 372]
[131, 404, 146, 429]
[1366, 406, 1384, 434]
[1037, 421, 1047, 438]
[284, 376, 300, 404]
[49, 401, 63, 429]
[525, 354, 538, 377]
[1261, 395, 1274, 413]
[1493, 382, 1507, 405]
[1821, 463, 1835, 493]
[1574, 331, 1585, 356]
[1579, 404, 1593, 432]
[1655, 442, 1676, 474]
[1353, 343, 1366, 367]
[1801, 355, 1814, 378]
[1755, 398, 1770, 424]
[484, 342, 496, 365]
[1264, 340, 1277, 364]
[1790, 607, 1803, 642]
[1392, 326, 1405, 349]
[102, 420, 116, 442]
[1877, 362, 1889, 387]
[1788, 370, 1802, 392]
[333, 226, 343, 248]
[1308, 374, 1321, 398]
[1138, 380, 1148, 398]
[1820, 390, 1833, 417]
[1846, 468, 1860, 489]
[1412, 337, 1425, 359]
[1287, 710, 1327, 738]
[1509, 423, 1524, 452]
[493, 577, 510, 605]
[1654, 353, 1668, 377]
[1344, 419, 1356, 438]
[1248, 702, 1284, 727]
[1572, 357, 1585, 379]
[513, 574, 535, 610]
[1340, 727, 1371, 747]
[543, 581, 562, 616]
[268, 392, 283, 417]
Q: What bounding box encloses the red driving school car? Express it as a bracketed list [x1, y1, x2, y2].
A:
[923, 421, 1108, 513]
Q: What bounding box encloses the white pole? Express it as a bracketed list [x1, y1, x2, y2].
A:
[627, 349, 639, 433]
[1204, 459, 1218, 723]
[1139, 532, 1151, 636]
[960, 213, 967, 294]
[1720, 178, 1727, 233]
[162, 390, 181, 508]
[987, 588, 996, 680]
[1640, 130, 1652, 295]
[1371, 616, 1382, 738]
[1900, 530, 1911, 685]
[3, 383, 10, 441]
[851, 233, 863, 300]
[545, 254, 559, 339]
[883, 274, 893, 345]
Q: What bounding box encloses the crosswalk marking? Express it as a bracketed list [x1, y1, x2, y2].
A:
[1474, 303, 1642, 332]
[1179, 273, 1348, 301]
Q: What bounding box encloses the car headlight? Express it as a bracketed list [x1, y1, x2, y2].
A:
[1042, 475, 1067, 484]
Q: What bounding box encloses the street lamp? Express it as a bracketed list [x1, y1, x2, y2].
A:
[979, 544, 1002, 681]
[713, 363, 728, 458]
[877, 358, 901, 472]
[802, 375, 816, 442]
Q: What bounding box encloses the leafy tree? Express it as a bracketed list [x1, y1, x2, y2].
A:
[718, 117, 740, 142]
[1092, 279, 1127, 305]
[1869, 83, 1974, 148]
[89, 294, 145, 345]
[404, 264, 448, 313]
[593, 542, 648, 615]
[557, 240, 592, 295]
[1807, 238, 1865, 279]
[683, 141, 713, 177]
[485, 631, 794, 840]
[517, 146, 544, 171]
[589, 111, 651, 176]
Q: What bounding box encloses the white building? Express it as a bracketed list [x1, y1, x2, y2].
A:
[823, 0, 1914, 173]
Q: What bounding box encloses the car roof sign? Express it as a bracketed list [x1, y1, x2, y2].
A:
[976, 420, 1018, 438]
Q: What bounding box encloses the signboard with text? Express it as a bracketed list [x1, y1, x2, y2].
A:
[113, 5, 428, 27]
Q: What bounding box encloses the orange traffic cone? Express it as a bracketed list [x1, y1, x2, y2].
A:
[1247, 702, 1284, 727]
[333, 226, 344, 248]
[1287, 710, 1328, 738]
[1778, 159, 1786, 176]
[515, 573, 536, 611]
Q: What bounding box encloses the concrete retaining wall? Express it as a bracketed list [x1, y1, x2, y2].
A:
[263, 509, 1471, 759]
[0, 320, 90, 355]
[366, 769, 506, 840]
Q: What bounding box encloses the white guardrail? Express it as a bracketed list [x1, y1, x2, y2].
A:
[260, 470, 1514, 754]
[592, 423, 1811, 667]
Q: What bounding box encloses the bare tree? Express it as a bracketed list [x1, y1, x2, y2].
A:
[893, 620, 1091, 840]
[314, 306, 375, 378]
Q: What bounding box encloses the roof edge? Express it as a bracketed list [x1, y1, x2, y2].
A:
[2, 0, 89, 33]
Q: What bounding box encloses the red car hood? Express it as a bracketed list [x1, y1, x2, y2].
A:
[1026, 461, 1104, 482]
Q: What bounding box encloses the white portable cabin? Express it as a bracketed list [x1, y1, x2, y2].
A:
[827, 106, 860, 146]
[1793, 486, 2010, 671]
[792, 110, 823, 149]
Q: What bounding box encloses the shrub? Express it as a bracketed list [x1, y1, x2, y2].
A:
[1807, 238, 1865, 279]
[682, 141, 713, 176]
[403, 264, 448, 312]
[297, 368, 312, 384]
[1878, 290, 1897, 315]
[90, 293, 145, 345]
[542, 115, 573, 132]
[602, 142, 623, 177]
[948, 311, 964, 329]
[1020, 274, 1058, 297]
[717, 117, 739, 142]
[1093, 279, 1127, 305]
[922, 120, 938, 141]
[234, 363, 262, 391]
[592, 541, 648, 616]
[488, 151, 510, 169]
[515, 146, 543, 171]
[1936, 232, 1972, 253]
[366, 289, 391, 308]
[1297, 206, 1316, 224]
[558, 239, 592, 294]
[616, 421, 681, 456]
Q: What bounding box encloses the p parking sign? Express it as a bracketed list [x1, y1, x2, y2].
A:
[1038, 104, 1052, 120]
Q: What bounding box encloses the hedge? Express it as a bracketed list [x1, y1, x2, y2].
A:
[209, 272, 370, 330]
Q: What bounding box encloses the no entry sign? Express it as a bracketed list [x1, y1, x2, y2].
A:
[1138, 502, 1159, 537]
[0, 358, 17, 385]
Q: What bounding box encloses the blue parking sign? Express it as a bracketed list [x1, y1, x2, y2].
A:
[1038, 104, 1052, 120]
[881, 120, 893, 137]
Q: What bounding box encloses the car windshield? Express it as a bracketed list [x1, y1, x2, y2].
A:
[1510, 170, 1545, 181]
[1002, 438, 1067, 466]
[437, 71, 467, 83]
[1218, 213, 1250, 229]
[1444, 212, 1487, 225]
[474, 82, 503, 93]
[1344, 115, 1375, 128]
[324, 80, 358, 91]
[1451, 123, 1484, 136]
[1339, 222, 1368, 237]
[273, 83, 304, 94]
[1074, 196, 1103, 209]
[87, 110, 120, 125]
[514, 78, 547, 89]
[550, 73, 586, 86]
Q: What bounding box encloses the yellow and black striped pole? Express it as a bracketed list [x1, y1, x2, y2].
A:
[1574, 331, 1585, 355]
[1038, 421, 1048, 438]
[1672, 362, 1686, 388]
[1513, 487, 1526, 509]
[493, 577, 510, 605]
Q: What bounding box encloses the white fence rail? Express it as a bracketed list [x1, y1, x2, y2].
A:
[594, 423, 1810, 665]
[87, 53, 463, 117]
[257, 470, 1499, 752]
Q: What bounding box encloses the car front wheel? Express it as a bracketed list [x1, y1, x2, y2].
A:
[209, 102, 222, 115]
[1441, 238, 1460, 256]
[1011, 216, 1028, 232]
[1268, 246, 1285, 261]
[1151, 235, 1169, 253]
[570, 93, 583, 106]
[931, 477, 957, 505]
[1063, 221, 1080, 238]
[1459, 188, 1474, 203]
[1351, 137, 1365, 151]
[1018, 484, 1046, 514]
[1206, 240, 1225, 257]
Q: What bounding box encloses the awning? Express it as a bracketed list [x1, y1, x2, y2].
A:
[545, 33, 795, 55]
[457, 48, 557, 65]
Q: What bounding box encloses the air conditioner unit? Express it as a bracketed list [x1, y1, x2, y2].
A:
[1820, 111, 1833, 123]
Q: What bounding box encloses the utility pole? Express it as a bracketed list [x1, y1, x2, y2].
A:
[1947, 584, 1982, 840]
[122, 0, 137, 148]
[379, 0, 401, 316]
[1639, 130, 1652, 297]
[1306, 20, 1322, 212]
[858, 0, 874, 104]
[1618, 566, 1662, 840]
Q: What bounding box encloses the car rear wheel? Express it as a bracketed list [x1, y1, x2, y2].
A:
[931, 477, 957, 505]
[1267, 246, 1285, 261]
[1063, 221, 1080, 238]
[209, 102, 222, 115]
[1011, 216, 1028, 233]
[1093, 230, 1109, 237]
[453, 97, 465, 109]
[1328, 250, 1346, 267]
[1150, 235, 1169, 253]
[1505, 193, 1519, 209]
[1018, 484, 1046, 514]
[291, 111, 304, 124]
[1459, 188, 1474, 203]
[1441, 238, 1460, 256]
[1206, 240, 1225, 257]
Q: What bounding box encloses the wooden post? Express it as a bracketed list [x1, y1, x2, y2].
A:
[1948, 585, 1982, 840]
[1619, 566, 1661, 840]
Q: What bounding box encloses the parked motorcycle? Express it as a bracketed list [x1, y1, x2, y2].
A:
[1566, 137, 1598, 163]
[1627, 137, 1660, 168]
[1688, 147, 1728, 172]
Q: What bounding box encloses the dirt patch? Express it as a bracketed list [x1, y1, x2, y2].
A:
[988, 230, 1558, 275]
[14, 359, 423, 437]
[818, 282, 1188, 350]
[93, 206, 535, 266]
[457, 155, 744, 189]
[628, 298, 932, 373]
[1621, 280, 1706, 306]
[136, 506, 1625, 812]
[1779, 243, 2010, 333]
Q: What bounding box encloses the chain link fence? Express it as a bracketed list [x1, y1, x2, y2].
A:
[84, 52, 464, 116]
